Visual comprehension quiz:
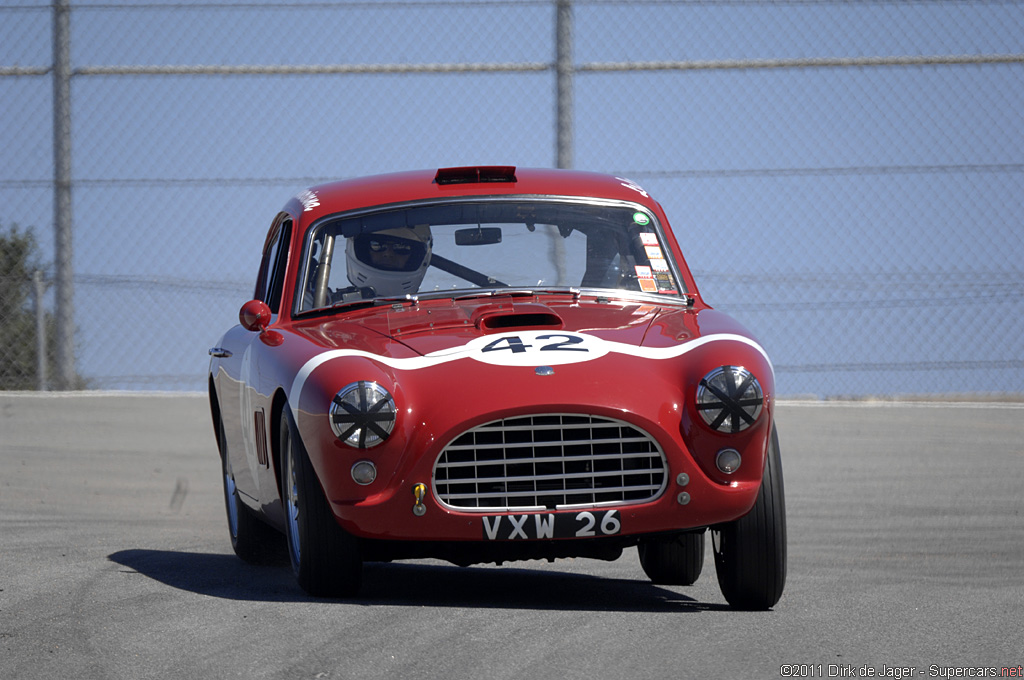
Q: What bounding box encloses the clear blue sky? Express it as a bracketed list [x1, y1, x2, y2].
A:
[1, 0, 1022, 395]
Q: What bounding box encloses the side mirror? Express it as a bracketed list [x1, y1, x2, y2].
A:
[239, 300, 272, 332]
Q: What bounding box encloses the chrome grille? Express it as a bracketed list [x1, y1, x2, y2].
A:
[433, 414, 668, 511]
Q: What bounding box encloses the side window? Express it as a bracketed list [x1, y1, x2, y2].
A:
[254, 214, 292, 313]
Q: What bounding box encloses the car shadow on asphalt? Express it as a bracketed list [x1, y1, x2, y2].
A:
[108, 549, 729, 612]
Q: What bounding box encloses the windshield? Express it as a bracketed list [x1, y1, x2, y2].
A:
[295, 198, 686, 313]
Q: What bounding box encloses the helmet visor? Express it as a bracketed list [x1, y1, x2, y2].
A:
[353, 233, 428, 272]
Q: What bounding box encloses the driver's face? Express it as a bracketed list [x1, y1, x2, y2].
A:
[368, 237, 414, 270]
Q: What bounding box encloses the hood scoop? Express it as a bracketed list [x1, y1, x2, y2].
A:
[475, 304, 563, 333]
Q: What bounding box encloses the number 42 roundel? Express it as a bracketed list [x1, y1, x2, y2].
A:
[464, 331, 610, 367]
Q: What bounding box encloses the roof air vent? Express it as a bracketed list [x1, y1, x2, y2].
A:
[435, 166, 517, 185]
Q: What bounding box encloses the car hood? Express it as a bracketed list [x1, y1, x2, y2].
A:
[284, 295, 773, 472]
[291, 296, 696, 357]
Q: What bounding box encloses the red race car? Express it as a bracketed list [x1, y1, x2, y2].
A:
[208, 166, 785, 609]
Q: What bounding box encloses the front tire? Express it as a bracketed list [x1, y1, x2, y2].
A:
[711, 425, 787, 610]
[219, 418, 276, 563]
[280, 405, 362, 597]
[638, 531, 705, 585]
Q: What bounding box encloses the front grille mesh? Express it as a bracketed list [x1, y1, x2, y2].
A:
[433, 414, 668, 511]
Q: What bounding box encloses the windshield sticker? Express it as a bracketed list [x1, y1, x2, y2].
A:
[645, 245, 663, 260]
[296, 189, 320, 212]
[650, 258, 669, 272]
[634, 265, 653, 279]
[639, 232, 658, 246]
[633, 212, 650, 226]
[639, 278, 658, 293]
[655, 272, 678, 293]
[616, 177, 649, 198]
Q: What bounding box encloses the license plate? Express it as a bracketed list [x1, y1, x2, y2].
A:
[482, 509, 622, 540]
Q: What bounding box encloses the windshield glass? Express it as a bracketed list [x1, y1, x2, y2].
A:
[295, 198, 686, 313]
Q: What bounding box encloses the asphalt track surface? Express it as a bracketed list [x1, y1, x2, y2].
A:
[1, 394, 1022, 680]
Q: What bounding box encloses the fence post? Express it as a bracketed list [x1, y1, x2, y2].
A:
[52, 0, 75, 390]
[33, 270, 48, 391]
[556, 0, 574, 169]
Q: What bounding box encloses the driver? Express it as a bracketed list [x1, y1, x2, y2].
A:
[345, 224, 432, 297]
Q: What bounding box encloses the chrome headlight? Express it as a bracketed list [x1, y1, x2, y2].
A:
[329, 381, 396, 448]
[696, 366, 763, 433]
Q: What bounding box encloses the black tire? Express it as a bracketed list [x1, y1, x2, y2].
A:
[219, 418, 277, 563]
[711, 425, 787, 610]
[280, 405, 363, 597]
[638, 531, 705, 586]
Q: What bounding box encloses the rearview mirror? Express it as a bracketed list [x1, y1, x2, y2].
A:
[455, 227, 502, 246]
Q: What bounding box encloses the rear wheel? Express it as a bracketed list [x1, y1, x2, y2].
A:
[638, 531, 705, 586]
[280, 405, 362, 597]
[219, 418, 277, 563]
[711, 425, 787, 610]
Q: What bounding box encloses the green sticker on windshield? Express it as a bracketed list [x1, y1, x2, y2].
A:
[633, 212, 650, 225]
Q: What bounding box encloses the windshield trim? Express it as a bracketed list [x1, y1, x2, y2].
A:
[291, 194, 689, 318]
[419, 286, 694, 307]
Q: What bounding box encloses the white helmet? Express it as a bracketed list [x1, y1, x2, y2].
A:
[346, 225, 432, 297]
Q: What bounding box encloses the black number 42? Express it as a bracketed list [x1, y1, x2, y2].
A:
[481, 334, 588, 354]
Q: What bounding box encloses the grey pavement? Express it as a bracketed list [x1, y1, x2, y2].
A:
[1, 394, 1022, 679]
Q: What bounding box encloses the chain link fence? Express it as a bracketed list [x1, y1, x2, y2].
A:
[2, 0, 1022, 397]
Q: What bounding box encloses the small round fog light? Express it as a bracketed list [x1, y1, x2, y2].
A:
[351, 460, 377, 485]
[716, 448, 742, 474]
